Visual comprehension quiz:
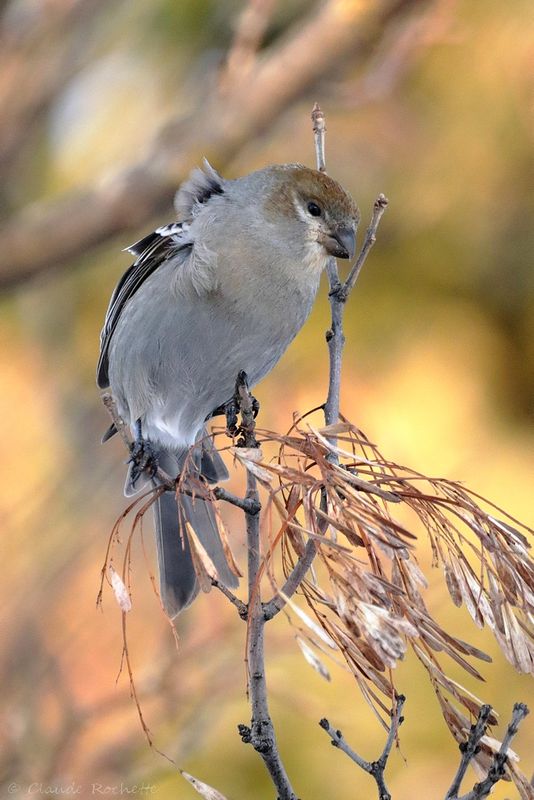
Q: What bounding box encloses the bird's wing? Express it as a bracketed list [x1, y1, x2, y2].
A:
[96, 223, 192, 389]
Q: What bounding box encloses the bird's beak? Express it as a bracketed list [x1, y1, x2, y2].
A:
[322, 226, 356, 260]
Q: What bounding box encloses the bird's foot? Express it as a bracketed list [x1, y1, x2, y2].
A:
[224, 397, 239, 437]
[233, 371, 258, 448]
[127, 438, 159, 488]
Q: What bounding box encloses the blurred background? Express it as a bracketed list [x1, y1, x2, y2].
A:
[1, 0, 533, 797]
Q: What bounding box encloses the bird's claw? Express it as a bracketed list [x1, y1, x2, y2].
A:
[210, 372, 260, 439]
[224, 398, 239, 436]
[127, 438, 159, 487]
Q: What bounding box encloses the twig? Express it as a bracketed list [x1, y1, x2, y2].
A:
[213, 486, 261, 515]
[336, 193, 389, 301]
[211, 579, 248, 619]
[311, 102, 326, 172]
[263, 539, 317, 620]
[238, 437, 298, 799]
[446, 703, 530, 800]
[264, 106, 388, 621]
[319, 694, 406, 800]
[259, 106, 388, 625]
[324, 256, 345, 431]
[445, 705, 493, 799]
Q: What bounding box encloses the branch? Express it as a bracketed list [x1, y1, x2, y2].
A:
[319, 694, 406, 800]
[220, 0, 277, 91]
[311, 102, 326, 173]
[0, 0, 109, 178]
[263, 539, 318, 620]
[236, 395, 298, 800]
[446, 703, 530, 800]
[445, 705, 493, 799]
[211, 579, 248, 620]
[263, 105, 388, 622]
[336, 193, 389, 302]
[0, 0, 414, 289]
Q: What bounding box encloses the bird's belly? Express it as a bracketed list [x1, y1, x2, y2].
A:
[109, 285, 315, 448]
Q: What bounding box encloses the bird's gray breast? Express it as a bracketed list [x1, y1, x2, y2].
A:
[108, 249, 318, 446]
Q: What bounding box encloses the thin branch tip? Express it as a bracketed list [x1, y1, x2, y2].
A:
[376, 192, 389, 209]
[312, 101, 327, 172]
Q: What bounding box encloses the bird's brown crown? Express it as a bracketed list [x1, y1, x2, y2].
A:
[263, 164, 359, 226]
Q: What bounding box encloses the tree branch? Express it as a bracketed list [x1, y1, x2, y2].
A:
[211, 579, 248, 620]
[237, 397, 298, 800]
[446, 703, 530, 800]
[319, 694, 406, 800]
[262, 105, 388, 622]
[0, 0, 414, 289]
[445, 705, 493, 800]
[263, 538, 318, 620]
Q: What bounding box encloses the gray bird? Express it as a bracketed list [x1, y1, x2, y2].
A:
[97, 161, 359, 619]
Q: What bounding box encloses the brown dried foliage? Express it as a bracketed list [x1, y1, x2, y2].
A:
[99, 408, 533, 795]
[214, 410, 533, 794]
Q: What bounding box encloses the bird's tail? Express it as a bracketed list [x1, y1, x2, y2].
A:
[153, 439, 238, 619]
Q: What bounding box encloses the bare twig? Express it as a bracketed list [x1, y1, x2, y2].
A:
[324, 256, 345, 430]
[237, 411, 297, 799]
[211, 579, 248, 619]
[324, 192, 388, 430]
[445, 705, 494, 799]
[319, 694, 406, 800]
[320, 700, 531, 799]
[446, 703, 530, 800]
[311, 102, 326, 173]
[213, 486, 261, 515]
[263, 107, 388, 625]
[263, 538, 317, 620]
[336, 193, 389, 301]
[220, 0, 276, 90]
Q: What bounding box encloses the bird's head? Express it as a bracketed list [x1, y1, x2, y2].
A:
[261, 164, 360, 267]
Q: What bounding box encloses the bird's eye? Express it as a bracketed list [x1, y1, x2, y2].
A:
[307, 202, 322, 217]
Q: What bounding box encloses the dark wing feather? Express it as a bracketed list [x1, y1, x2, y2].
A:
[97, 224, 191, 388]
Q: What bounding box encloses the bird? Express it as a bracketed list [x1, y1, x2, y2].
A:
[97, 160, 359, 619]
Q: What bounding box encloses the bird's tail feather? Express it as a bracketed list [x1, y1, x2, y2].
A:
[153, 444, 238, 619]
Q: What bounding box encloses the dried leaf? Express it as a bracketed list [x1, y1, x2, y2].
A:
[357, 603, 418, 668]
[314, 507, 364, 546]
[443, 562, 462, 606]
[501, 603, 533, 674]
[316, 422, 355, 436]
[185, 522, 215, 593]
[278, 590, 337, 648]
[296, 636, 331, 681]
[479, 734, 519, 762]
[109, 566, 132, 612]
[180, 770, 229, 800]
[508, 762, 534, 800]
[332, 464, 401, 503]
[449, 554, 484, 628]
[488, 515, 531, 553]
[231, 446, 273, 482]
[211, 505, 243, 578]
